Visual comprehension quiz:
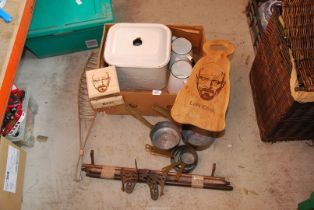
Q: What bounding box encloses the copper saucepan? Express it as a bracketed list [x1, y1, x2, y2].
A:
[152, 105, 218, 151]
[126, 104, 181, 150]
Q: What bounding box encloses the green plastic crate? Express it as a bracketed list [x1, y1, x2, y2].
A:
[26, 0, 114, 58]
[299, 192, 314, 210]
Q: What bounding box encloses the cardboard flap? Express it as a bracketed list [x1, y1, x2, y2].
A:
[0, 137, 26, 210]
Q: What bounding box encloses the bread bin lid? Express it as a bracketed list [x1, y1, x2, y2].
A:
[104, 23, 171, 68]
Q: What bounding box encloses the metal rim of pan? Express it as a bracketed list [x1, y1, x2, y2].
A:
[181, 134, 214, 151]
[171, 145, 198, 173]
[181, 125, 218, 151]
[150, 121, 181, 150]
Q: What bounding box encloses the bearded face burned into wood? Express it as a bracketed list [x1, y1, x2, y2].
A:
[196, 65, 225, 101]
[92, 72, 111, 93]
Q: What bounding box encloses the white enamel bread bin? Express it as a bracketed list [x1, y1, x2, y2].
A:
[104, 23, 172, 90]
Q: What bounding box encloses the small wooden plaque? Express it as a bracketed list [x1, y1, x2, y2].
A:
[86, 66, 120, 100]
[86, 66, 123, 109]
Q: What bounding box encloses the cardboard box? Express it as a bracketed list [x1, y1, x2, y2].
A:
[98, 24, 206, 116]
[0, 137, 26, 210]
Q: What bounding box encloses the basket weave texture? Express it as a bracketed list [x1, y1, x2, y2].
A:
[282, 0, 314, 91]
[249, 8, 314, 142]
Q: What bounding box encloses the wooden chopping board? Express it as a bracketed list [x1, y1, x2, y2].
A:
[171, 40, 235, 132]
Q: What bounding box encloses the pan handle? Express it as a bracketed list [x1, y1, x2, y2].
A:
[145, 144, 172, 157]
[162, 161, 181, 174]
[152, 105, 172, 120]
[176, 162, 186, 180]
[125, 104, 154, 129]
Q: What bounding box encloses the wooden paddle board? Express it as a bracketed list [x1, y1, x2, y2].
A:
[171, 40, 235, 132]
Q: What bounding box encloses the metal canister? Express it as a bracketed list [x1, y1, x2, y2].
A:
[167, 60, 193, 94]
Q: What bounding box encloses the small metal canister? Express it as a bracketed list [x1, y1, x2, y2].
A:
[167, 60, 193, 94]
[169, 37, 193, 67]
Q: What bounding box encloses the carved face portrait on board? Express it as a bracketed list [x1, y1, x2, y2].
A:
[196, 65, 225, 101]
[92, 72, 111, 93]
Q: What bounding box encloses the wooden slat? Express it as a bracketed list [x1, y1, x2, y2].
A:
[0, 0, 35, 125]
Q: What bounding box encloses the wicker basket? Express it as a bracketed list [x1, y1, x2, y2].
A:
[246, 0, 264, 53]
[281, 0, 314, 91]
[249, 9, 314, 142]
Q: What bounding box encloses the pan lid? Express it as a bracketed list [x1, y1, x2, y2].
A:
[171, 60, 193, 79]
[172, 37, 192, 55]
[104, 23, 172, 68]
